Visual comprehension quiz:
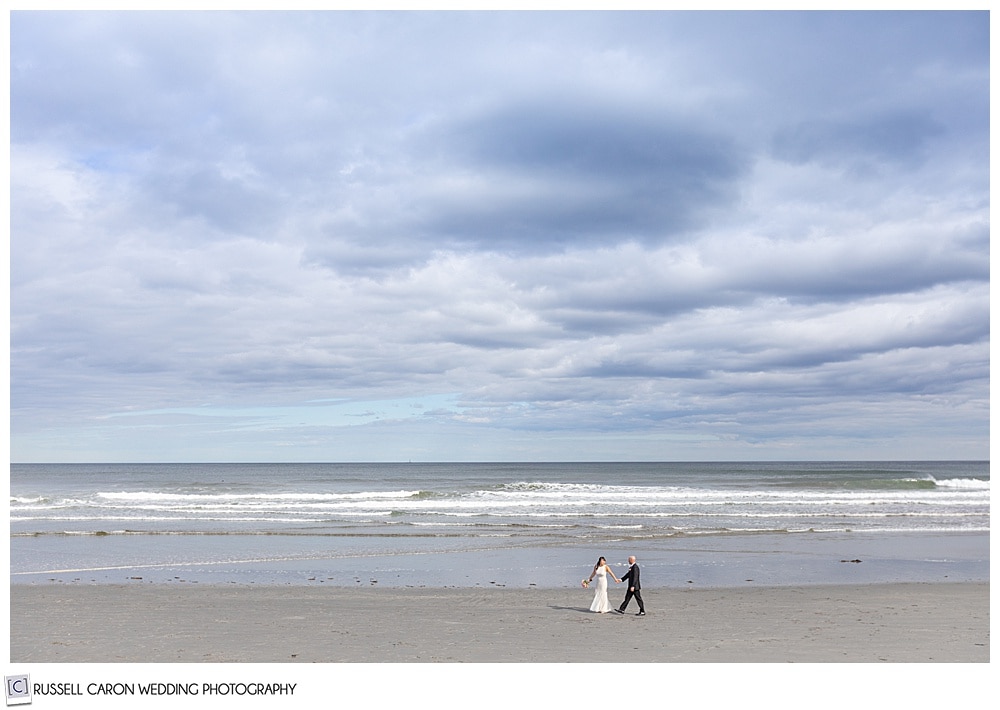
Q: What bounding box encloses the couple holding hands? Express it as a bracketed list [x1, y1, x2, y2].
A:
[584, 555, 645, 616]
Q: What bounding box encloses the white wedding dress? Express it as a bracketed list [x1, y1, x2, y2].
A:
[590, 565, 612, 613]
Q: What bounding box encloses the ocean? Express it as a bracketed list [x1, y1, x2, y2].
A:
[9, 461, 989, 589]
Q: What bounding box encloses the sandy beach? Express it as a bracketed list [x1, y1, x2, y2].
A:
[9, 582, 988, 663]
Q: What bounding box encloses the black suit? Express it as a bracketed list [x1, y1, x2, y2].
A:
[618, 562, 645, 613]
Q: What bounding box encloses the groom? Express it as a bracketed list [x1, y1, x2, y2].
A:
[614, 556, 645, 616]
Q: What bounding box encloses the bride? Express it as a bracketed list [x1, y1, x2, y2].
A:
[585, 556, 621, 613]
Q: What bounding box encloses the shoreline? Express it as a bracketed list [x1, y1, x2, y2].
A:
[10, 580, 989, 663]
[11, 529, 990, 589]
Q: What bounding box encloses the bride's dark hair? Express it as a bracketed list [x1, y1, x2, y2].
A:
[594, 556, 606, 569]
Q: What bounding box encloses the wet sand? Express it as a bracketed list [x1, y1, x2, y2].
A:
[9, 581, 988, 663]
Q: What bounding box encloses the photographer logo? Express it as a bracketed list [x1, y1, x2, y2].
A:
[5, 675, 31, 706]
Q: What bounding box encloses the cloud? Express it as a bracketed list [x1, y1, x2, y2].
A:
[9, 10, 989, 461]
[772, 112, 945, 172]
[405, 100, 747, 249]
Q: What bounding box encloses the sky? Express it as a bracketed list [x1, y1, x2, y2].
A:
[8, 10, 990, 463]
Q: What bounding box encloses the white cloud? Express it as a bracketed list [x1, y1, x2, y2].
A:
[9, 10, 989, 462]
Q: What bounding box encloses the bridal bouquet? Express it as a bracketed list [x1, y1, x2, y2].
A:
[581, 579, 590, 588]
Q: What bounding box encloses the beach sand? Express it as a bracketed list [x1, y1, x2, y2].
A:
[9, 582, 988, 663]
